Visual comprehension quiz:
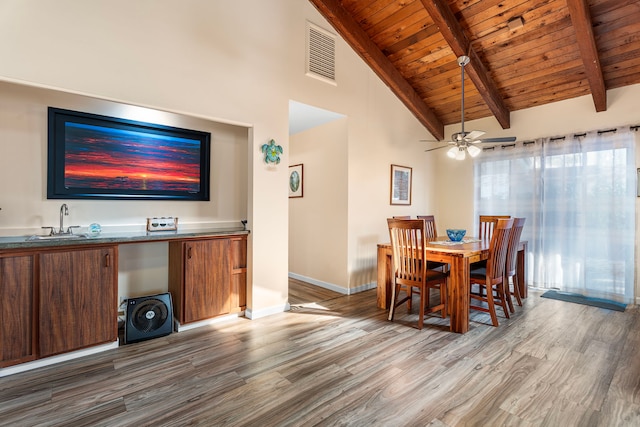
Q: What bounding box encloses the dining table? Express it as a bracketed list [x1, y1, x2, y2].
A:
[377, 236, 527, 334]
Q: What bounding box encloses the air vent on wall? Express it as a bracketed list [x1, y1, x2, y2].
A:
[306, 22, 336, 84]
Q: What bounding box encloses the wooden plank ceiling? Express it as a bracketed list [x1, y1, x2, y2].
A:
[309, 0, 640, 141]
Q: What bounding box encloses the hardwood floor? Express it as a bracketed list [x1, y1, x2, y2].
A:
[2, 280, 640, 426]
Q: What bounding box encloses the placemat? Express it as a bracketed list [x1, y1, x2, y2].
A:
[430, 238, 481, 246]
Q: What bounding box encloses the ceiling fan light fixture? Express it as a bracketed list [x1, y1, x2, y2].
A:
[467, 144, 482, 157]
[455, 148, 466, 161]
[447, 146, 458, 159]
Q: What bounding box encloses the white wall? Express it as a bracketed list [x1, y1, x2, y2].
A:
[289, 118, 349, 291]
[0, 0, 294, 316]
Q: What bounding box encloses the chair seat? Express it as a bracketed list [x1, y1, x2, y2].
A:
[397, 267, 447, 284]
[469, 267, 487, 279]
[425, 269, 448, 281]
[427, 261, 447, 271]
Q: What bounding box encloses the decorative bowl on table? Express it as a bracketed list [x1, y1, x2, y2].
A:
[446, 229, 466, 242]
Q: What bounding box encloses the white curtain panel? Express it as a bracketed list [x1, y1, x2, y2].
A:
[474, 127, 636, 303]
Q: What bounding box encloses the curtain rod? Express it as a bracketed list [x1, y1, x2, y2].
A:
[489, 124, 639, 150]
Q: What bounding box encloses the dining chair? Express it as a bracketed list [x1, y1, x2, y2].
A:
[387, 218, 449, 329]
[417, 215, 447, 272]
[478, 215, 511, 240]
[504, 217, 526, 312]
[469, 218, 513, 327]
[472, 215, 511, 277]
[393, 216, 411, 219]
[417, 215, 437, 237]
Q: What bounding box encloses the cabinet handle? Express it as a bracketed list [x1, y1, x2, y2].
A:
[105, 253, 111, 267]
[187, 247, 192, 260]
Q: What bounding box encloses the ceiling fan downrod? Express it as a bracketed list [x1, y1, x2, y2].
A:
[458, 55, 470, 137]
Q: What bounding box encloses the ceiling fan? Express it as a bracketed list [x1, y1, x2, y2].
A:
[424, 55, 516, 160]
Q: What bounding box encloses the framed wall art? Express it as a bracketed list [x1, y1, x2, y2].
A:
[289, 164, 303, 198]
[47, 107, 211, 201]
[390, 164, 412, 205]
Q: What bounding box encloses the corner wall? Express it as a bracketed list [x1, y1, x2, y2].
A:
[289, 118, 348, 292]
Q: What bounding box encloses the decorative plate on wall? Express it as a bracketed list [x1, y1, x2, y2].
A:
[289, 164, 303, 198]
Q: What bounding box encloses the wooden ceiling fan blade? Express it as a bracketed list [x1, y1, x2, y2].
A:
[424, 145, 449, 152]
[465, 130, 485, 140]
[479, 136, 517, 143]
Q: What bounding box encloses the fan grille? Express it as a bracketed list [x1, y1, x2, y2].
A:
[130, 299, 169, 332]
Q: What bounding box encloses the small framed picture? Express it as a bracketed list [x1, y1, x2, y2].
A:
[289, 164, 303, 198]
[390, 164, 412, 205]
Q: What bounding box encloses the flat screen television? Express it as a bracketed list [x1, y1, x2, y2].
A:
[47, 107, 211, 201]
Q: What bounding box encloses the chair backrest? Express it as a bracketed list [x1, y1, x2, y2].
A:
[479, 215, 511, 240]
[387, 218, 426, 284]
[485, 218, 514, 285]
[392, 215, 411, 219]
[505, 217, 526, 277]
[417, 215, 438, 238]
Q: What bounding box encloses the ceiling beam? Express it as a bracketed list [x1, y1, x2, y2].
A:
[566, 0, 607, 111]
[420, 0, 511, 129]
[308, 0, 445, 140]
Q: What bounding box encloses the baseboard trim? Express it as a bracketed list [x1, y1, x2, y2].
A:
[174, 312, 244, 332]
[288, 272, 376, 295]
[0, 341, 119, 378]
[245, 303, 291, 319]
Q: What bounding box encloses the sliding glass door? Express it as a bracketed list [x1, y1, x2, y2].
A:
[474, 128, 636, 303]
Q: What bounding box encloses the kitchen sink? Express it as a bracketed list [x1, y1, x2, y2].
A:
[26, 234, 89, 241]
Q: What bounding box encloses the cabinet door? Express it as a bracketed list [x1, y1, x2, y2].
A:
[0, 254, 35, 367]
[230, 236, 247, 311]
[183, 239, 231, 323]
[39, 247, 117, 358]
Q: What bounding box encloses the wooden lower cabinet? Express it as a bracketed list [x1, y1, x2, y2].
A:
[1, 232, 246, 369]
[39, 246, 118, 358]
[0, 254, 36, 367]
[230, 236, 247, 311]
[169, 235, 247, 325]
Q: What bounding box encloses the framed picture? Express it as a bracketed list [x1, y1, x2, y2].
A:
[390, 164, 412, 205]
[289, 164, 303, 198]
[47, 107, 211, 201]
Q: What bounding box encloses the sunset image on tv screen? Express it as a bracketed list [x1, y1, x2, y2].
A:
[63, 122, 201, 193]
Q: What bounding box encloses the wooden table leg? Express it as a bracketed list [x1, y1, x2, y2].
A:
[517, 242, 527, 298]
[376, 246, 392, 309]
[448, 256, 470, 334]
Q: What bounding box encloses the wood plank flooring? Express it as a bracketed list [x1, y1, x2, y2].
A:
[1, 280, 640, 426]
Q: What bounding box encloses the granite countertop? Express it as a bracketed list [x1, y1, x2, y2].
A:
[0, 227, 249, 251]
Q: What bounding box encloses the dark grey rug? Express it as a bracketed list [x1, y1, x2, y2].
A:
[540, 290, 626, 312]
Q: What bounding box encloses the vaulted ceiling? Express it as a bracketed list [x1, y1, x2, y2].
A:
[308, 0, 640, 140]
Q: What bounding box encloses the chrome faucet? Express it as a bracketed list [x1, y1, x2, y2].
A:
[40, 203, 79, 236]
[59, 203, 69, 234]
